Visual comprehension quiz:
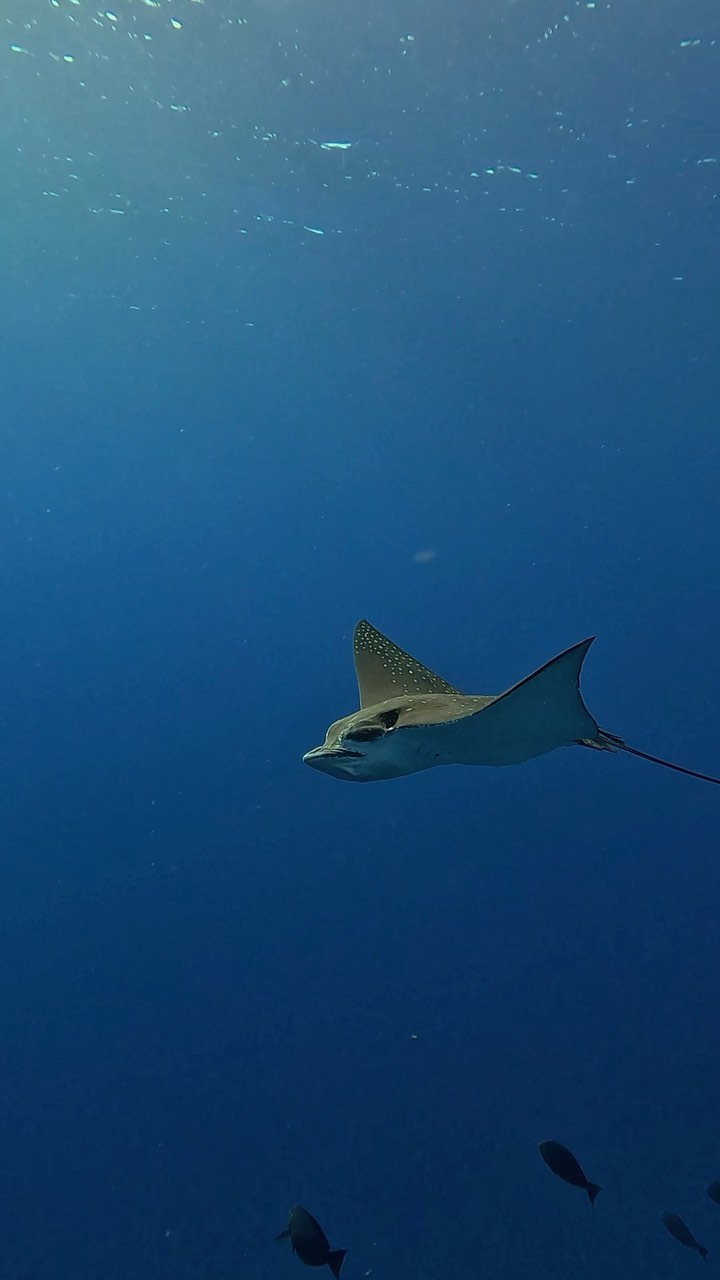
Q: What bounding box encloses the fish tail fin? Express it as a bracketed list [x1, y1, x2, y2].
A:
[587, 1182, 602, 1207]
[699, 1246, 709, 1262]
[328, 1249, 347, 1279]
[589, 729, 720, 786]
[275, 1229, 291, 1243]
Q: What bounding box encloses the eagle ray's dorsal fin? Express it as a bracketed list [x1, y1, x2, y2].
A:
[353, 619, 464, 707]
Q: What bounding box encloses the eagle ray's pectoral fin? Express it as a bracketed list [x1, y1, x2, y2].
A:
[462, 637, 599, 764]
[353, 618, 464, 707]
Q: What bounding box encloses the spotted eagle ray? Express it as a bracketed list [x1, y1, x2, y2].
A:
[302, 620, 720, 785]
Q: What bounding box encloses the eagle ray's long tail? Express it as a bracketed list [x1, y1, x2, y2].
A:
[580, 728, 720, 786]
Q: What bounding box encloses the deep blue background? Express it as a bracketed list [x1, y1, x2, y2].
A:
[1, 0, 719, 1276]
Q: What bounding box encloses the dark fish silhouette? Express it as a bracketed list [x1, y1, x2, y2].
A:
[276, 1205, 346, 1279]
[707, 1181, 720, 1206]
[539, 1140, 601, 1206]
[662, 1211, 708, 1260]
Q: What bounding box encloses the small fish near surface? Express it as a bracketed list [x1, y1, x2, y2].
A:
[662, 1211, 708, 1260]
[276, 1205, 347, 1279]
[303, 620, 720, 786]
[539, 1140, 602, 1206]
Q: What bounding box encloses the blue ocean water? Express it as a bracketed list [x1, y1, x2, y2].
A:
[1, 0, 719, 1276]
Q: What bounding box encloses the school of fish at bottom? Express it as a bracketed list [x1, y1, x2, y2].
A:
[276, 1147, 720, 1278]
